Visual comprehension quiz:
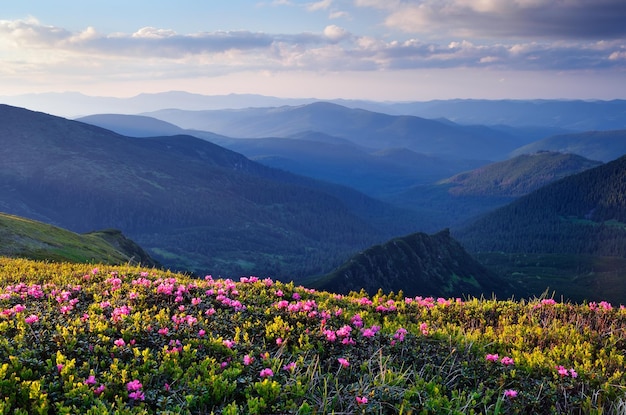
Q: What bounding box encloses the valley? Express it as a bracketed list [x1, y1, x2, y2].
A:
[2, 96, 626, 304]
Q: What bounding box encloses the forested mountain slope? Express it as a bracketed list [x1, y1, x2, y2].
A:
[315, 229, 507, 298]
[385, 152, 602, 231]
[455, 154, 626, 256]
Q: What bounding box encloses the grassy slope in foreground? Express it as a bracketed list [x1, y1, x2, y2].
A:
[0, 212, 149, 265]
[1, 258, 626, 414]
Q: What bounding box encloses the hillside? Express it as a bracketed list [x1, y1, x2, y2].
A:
[0, 104, 420, 279]
[440, 151, 603, 197]
[455, 154, 626, 257]
[510, 130, 626, 162]
[314, 229, 508, 298]
[0, 212, 156, 266]
[1, 258, 625, 414]
[144, 102, 526, 160]
[384, 152, 602, 231]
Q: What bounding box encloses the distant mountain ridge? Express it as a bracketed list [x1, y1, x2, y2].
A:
[3, 92, 626, 132]
[143, 102, 527, 160]
[77, 113, 489, 198]
[510, 130, 626, 162]
[315, 229, 508, 298]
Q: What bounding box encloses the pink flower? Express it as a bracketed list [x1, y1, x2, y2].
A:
[570, 368, 578, 378]
[126, 379, 143, 391]
[94, 384, 105, 395]
[56, 364, 64, 373]
[283, 362, 296, 372]
[243, 354, 254, 365]
[128, 390, 145, 401]
[504, 389, 518, 398]
[260, 368, 274, 378]
[485, 353, 499, 362]
[158, 327, 169, 336]
[276, 337, 283, 346]
[361, 328, 376, 338]
[198, 329, 206, 337]
[84, 375, 96, 386]
[338, 358, 350, 368]
[356, 396, 368, 404]
[500, 356, 514, 366]
[164, 383, 171, 392]
[114, 338, 126, 347]
[24, 314, 39, 324]
[419, 322, 429, 335]
[223, 339, 235, 349]
[557, 365, 569, 377]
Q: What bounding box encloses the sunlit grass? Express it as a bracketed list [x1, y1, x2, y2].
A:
[1, 257, 626, 414]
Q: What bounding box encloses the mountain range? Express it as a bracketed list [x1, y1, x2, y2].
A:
[4, 92, 626, 132]
[142, 102, 528, 161]
[77, 110, 605, 231]
[0, 104, 423, 279]
[3, 97, 626, 302]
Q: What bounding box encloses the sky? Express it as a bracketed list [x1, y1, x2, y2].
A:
[1, 0, 626, 101]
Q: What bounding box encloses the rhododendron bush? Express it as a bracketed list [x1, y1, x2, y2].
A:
[1, 257, 626, 414]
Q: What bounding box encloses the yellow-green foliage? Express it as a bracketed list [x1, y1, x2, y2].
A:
[1, 257, 626, 414]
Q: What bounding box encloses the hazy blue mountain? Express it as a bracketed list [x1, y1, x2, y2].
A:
[144, 102, 526, 160]
[385, 99, 626, 131]
[5, 92, 626, 132]
[510, 130, 626, 162]
[314, 229, 508, 298]
[0, 91, 319, 118]
[77, 114, 490, 197]
[0, 104, 423, 279]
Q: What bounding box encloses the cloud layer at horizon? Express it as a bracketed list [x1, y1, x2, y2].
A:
[0, 0, 625, 100]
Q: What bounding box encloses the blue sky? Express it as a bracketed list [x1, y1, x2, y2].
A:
[1, 0, 625, 100]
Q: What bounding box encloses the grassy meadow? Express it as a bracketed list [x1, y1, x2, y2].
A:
[1, 257, 626, 414]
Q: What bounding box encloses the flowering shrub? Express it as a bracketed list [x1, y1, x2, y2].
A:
[1, 257, 626, 414]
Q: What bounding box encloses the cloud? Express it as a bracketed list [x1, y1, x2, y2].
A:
[0, 16, 624, 83]
[306, 0, 333, 12]
[357, 0, 626, 40]
[323, 25, 350, 42]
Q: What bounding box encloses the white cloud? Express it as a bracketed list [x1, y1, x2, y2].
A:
[132, 27, 177, 39]
[323, 25, 349, 42]
[306, 0, 333, 12]
[609, 50, 626, 60]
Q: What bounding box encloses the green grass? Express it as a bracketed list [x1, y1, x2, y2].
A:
[2, 258, 626, 414]
[0, 212, 132, 265]
[474, 252, 626, 303]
